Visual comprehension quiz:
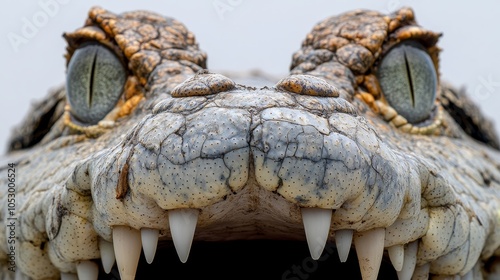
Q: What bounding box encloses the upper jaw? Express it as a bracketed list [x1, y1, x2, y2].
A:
[29, 83, 498, 279]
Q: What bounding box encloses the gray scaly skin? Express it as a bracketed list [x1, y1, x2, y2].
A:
[1, 6, 500, 279]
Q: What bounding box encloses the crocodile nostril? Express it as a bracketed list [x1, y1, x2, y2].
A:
[171, 70, 236, 97]
[276, 74, 340, 97]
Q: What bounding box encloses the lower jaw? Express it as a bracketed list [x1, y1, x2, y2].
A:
[98, 240, 398, 280]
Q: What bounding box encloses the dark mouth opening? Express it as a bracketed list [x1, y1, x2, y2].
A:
[97, 240, 398, 279]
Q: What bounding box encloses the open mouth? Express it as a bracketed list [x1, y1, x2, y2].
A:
[73, 183, 481, 280]
[96, 240, 399, 280]
[62, 175, 418, 280]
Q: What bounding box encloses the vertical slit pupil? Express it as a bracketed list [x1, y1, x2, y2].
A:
[403, 49, 415, 108]
[88, 50, 98, 107]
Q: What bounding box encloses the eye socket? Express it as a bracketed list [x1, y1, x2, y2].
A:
[66, 43, 127, 124]
[377, 41, 437, 124]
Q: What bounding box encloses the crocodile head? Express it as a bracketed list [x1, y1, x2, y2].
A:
[2, 6, 500, 280]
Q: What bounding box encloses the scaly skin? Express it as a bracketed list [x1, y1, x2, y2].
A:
[1, 6, 500, 279]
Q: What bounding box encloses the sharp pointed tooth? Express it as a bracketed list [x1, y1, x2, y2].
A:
[113, 226, 142, 280]
[388, 244, 404, 271]
[61, 273, 78, 280]
[169, 208, 199, 263]
[396, 241, 418, 280]
[334, 229, 353, 262]
[354, 228, 385, 280]
[99, 238, 115, 274]
[301, 208, 332, 260]
[141, 228, 160, 264]
[76, 260, 99, 280]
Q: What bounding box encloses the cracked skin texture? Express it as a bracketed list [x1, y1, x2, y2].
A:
[1, 6, 500, 279]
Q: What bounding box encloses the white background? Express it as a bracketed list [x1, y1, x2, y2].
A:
[1, 0, 499, 152]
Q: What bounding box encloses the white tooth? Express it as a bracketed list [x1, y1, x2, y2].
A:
[99, 238, 115, 274]
[76, 260, 99, 280]
[354, 228, 385, 280]
[396, 241, 418, 280]
[169, 208, 199, 263]
[61, 273, 78, 280]
[301, 208, 332, 260]
[113, 226, 142, 280]
[334, 229, 353, 262]
[141, 228, 160, 264]
[388, 244, 404, 271]
[412, 263, 430, 280]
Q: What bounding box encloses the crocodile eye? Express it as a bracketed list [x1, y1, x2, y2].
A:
[377, 41, 437, 123]
[66, 43, 127, 124]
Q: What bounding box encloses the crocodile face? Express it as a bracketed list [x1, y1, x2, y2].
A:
[2, 6, 500, 280]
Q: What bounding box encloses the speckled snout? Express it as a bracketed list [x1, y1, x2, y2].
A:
[42, 73, 485, 280]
